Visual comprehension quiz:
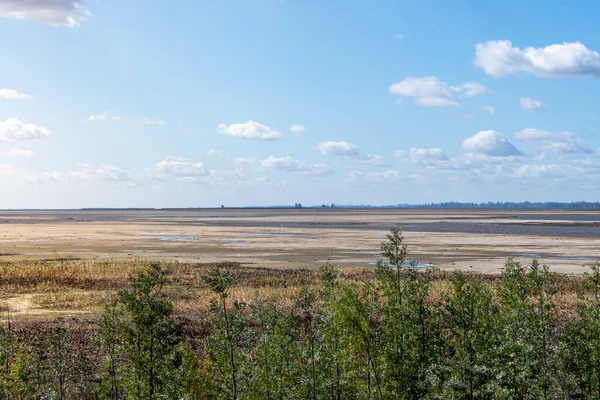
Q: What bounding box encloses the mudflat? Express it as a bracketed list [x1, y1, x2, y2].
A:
[1, 209, 599, 273]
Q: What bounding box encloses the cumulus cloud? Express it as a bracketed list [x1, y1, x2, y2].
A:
[353, 154, 387, 166]
[513, 164, 583, 179]
[86, 112, 120, 122]
[0, 88, 31, 100]
[206, 149, 221, 157]
[389, 76, 488, 107]
[1, 147, 34, 157]
[143, 118, 167, 126]
[520, 97, 544, 111]
[146, 155, 207, 178]
[217, 120, 281, 140]
[480, 105, 496, 115]
[0, 0, 90, 27]
[95, 165, 131, 182]
[233, 157, 257, 165]
[475, 40, 600, 78]
[317, 141, 360, 156]
[0, 118, 51, 142]
[260, 156, 332, 176]
[346, 169, 404, 185]
[462, 130, 523, 157]
[456, 82, 490, 97]
[290, 124, 306, 135]
[514, 128, 593, 155]
[395, 148, 448, 165]
[24, 171, 90, 185]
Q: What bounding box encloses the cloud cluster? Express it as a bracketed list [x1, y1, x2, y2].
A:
[290, 124, 306, 135]
[389, 76, 488, 107]
[146, 155, 207, 178]
[0, 0, 90, 27]
[317, 141, 360, 156]
[480, 105, 496, 115]
[87, 112, 120, 122]
[0, 88, 31, 100]
[462, 130, 523, 157]
[475, 40, 600, 78]
[395, 148, 448, 165]
[217, 120, 281, 140]
[514, 128, 592, 155]
[520, 97, 543, 111]
[0, 118, 51, 142]
[1, 147, 34, 157]
[260, 156, 331, 176]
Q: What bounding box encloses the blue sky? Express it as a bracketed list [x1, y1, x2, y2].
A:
[1, 0, 600, 208]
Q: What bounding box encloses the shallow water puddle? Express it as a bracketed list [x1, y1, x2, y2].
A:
[137, 234, 202, 242]
[511, 253, 599, 262]
[219, 239, 251, 245]
[368, 261, 435, 268]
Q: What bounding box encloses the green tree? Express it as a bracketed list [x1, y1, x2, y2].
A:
[203, 268, 242, 400]
[442, 272, 501, 399]
[559, 264, 600, 398]
[99, 263, 193, 399]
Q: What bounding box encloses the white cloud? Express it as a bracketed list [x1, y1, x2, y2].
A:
[290, 124, 306, 135]
[217, 120, 281, 140]
[317, 141, 360, 156]
[394, 33, 403, 40]
[353, 154, 387, 166]
[389, 76, 488, 107]
[206, 149, 221, 157]
[462, 130, 523, 156]
[456, 82, 490, 97]
[464, 114, 476, 120]
[146, 155, 207, 178]
[260, 156, 332, 176]
[95, 165, 131, 182]
[1, 147, 34, 157]
[395, 148, 448, 165]
[513, 164, 582, 179]
[514, 128, 593, 155]
[0, 118, 51, 142]
[0, 88, 31, 100]
[480, 105, 496, 115]
[475, 40, 600, 78]
[346, 169, 404, 185]
[86, 112, 120, 122]
[143, 118, 167, 126]
[520, 97, 543, 111]
[233, 157, 257, 165]
[24, 170, 90, 185]
[0, 0, 90, 27]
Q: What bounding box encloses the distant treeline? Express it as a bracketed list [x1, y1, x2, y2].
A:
[81, 201, 600, 210]
[3, 201, 600, 211]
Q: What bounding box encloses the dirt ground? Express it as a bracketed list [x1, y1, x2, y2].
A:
[1, 209, 599, 274]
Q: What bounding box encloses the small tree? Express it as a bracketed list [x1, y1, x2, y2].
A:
[203, 268, 240, 400]
[101, 263, 183, 400]
[559, 264, 600, 398]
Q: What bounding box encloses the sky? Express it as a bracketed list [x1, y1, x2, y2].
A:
[1, 0, 600, 208]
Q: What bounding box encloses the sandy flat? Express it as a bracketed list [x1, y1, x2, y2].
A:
[0, 209, 599, 274]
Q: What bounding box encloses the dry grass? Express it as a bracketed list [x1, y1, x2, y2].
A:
[0, 259, 592, 323]
[32, 291, 110, 311]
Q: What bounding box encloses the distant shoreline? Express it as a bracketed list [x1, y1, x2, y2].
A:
[2, 202, 600, 212]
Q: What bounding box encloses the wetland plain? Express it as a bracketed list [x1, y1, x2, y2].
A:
[1, 208, 599, 274]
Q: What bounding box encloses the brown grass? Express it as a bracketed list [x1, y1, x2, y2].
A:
[0, 259, 591, 324]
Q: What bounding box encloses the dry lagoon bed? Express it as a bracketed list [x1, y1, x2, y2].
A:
[1, 209, 600, 274]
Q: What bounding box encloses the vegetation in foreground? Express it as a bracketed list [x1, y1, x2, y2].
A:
[0, 229, 599, 398]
